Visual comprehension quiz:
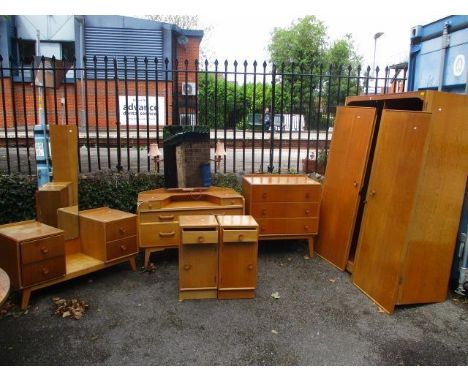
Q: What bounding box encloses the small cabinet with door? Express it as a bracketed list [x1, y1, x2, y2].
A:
[178, 215, 219, 301]
[217, 215, 259, 299]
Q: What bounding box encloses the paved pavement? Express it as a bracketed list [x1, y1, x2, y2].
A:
[0, 244, 467, 365]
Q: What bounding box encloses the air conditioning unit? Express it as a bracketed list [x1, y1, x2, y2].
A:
[182, 82, 197, 96]
[179, 113, 197, 126]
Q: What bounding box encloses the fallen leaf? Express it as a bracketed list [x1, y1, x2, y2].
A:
[303, 256, 310, 260]
[53, 297, 89, 320]
[62, 311, 71, 318]
[329, 278, 336, 283]
[271, 292, 281, 299]
[287, 257, 292, 261]
[271, 330, 278, 335]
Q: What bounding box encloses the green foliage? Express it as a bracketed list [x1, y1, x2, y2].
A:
[0, 173, 37, 224]
[0, 171, 243, 224]
[78, 171, 165, 213]
[268, 16, 362, 129]
[211, 172, 242, 194]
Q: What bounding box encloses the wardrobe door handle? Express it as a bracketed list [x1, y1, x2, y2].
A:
[353, 181, 358, 188]
[183, 264, 191, 271]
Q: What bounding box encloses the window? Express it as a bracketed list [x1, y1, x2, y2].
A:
[18, 39, 36, 65]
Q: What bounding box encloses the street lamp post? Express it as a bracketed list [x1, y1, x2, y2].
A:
[372, 32, 384, 77]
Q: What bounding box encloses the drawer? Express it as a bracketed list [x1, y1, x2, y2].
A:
[138, 201, 162, 212]
[139, 208, 244, 224]
[181, 230, 218, 244]
[21, 234, 64, 265]
[106, 235, 138, 262]
[257, 218, 319, 235]
[21, 256, 65, 287]
[252, 186, 321, 202]
[139, 222, 179, 248]
[140, 212, 178, 223]
[106, 216, 136, 242]
[222, 229, 258, 243]
[251, 202, 319, 218]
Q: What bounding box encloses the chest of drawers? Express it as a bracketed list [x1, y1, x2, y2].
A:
[178, 215, 219, 301]
[137, 187, 244, 268]
[78, 207, 138, 263]
[242, 174, 321, 257]
[0, 221, 66, 291]
[217, 215, 259, 299]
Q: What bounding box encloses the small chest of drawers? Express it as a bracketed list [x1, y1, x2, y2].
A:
[242, 174, 321, 257]
[217, 215, 259, 299]
[79, 207, 137, 263]
[178, 215, 219, 301]
[0, 221, 66, 290]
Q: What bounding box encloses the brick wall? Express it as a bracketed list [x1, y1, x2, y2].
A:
[179, 139, 210, 187]
[0, 36, 202, 131]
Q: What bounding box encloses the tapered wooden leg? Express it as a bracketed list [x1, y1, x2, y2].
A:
[128, 256, 137, 272]
[21, 288, 31, 310]
[308, 237, 315, 258]
[144, 249, 152, 269]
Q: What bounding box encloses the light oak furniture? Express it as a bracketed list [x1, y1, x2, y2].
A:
[79, 207, 137, 263]
[137, 187, 244, 268]
[316, 91, 468, 313]
[0, 267, 11, 306]
[0, 211, 138, 309]
[217, 215, 259, 299]
[178, 215, 219, 301]
[49, 125, 79, 205]
[242, 174, 321, 257]
[36, 182, 72, 227]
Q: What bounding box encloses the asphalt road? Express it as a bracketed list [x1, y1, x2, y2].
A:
[1, 241, 467, 366]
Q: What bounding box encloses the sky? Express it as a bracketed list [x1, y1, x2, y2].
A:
[3, 0, 468, 70]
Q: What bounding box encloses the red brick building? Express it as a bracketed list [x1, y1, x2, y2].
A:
[0, 15, 203, 132]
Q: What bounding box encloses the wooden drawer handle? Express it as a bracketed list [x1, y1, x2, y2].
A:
[305, 192, 310, 199]
[183, 264, 191, 271]
[159, 214, 175, 220]
[147, 204, 153, 209]
[261, 209, 266, 216]
[238, 234, 244, 242]
[260, 226, 266, 232]
[262, 192, 267, 199]
[119, 227, 127, 234]
[40, 247, 49, 255]
[369, 190, 376, 197]
[198, 236, 205, 243]
[120, 245, 127, 251]
[353, 181, 358, 188]
[42, 266, 49, 275]
[247, 264, 254, 270]
[305, 209, 310, 215]
[304, 225, 310, 231]
[159, 231, 175, 237]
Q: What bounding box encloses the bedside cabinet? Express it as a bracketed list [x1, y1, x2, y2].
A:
[217, 215, 259, 299]
[242, 174, 321, 257]
[79, 207, 137, 263]
[0, 221, 65, 307]
[178, 215, 219, 301]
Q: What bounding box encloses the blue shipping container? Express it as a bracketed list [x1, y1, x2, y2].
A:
[408, 15, 468, 93]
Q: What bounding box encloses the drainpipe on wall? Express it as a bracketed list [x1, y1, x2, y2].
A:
[438, 22, 450, 91]
[76, 15, 85, 128]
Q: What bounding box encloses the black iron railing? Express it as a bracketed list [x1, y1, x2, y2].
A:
[0, 55, 408, 175]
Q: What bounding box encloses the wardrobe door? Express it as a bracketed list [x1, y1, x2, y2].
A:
[317, 106, 377, 270]
[352, 110, 431, 313]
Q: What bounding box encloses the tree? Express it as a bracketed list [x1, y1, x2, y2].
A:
[268, 16, 363, 130]
[145, 15, 200, 30]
